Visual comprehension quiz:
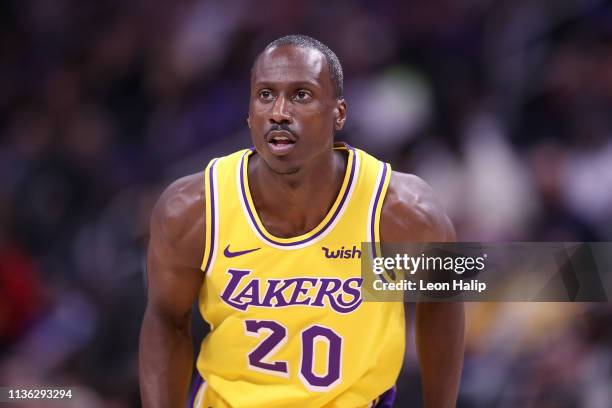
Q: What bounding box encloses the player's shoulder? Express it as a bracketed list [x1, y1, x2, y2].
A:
[151, 172, 206, 248]
[380, 171, 455, 242]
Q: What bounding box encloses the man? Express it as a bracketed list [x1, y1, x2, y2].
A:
[139, 35, 464, 408]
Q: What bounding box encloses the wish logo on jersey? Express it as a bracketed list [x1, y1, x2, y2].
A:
[322, 245, 362, 259]
[220, 269, 363, 314]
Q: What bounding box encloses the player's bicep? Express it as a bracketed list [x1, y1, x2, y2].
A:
[145, 238, 202, 325]
[144, 177, 205, 324]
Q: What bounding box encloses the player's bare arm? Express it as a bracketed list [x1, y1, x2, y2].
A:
[139, 173, 206, 408]
[381, 172, 465, 408]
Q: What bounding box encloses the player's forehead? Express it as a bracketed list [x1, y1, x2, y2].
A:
[251, 45, 330, 89]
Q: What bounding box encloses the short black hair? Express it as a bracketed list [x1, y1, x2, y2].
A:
[255, 34, 344, 99]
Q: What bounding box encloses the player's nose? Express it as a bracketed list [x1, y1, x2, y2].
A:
[270, 95, 293, 124]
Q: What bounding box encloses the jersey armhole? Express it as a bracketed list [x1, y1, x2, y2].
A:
[200, 158, 220, 275]
[368, 161, 391, 259]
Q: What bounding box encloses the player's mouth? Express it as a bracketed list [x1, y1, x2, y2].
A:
[266, 130, 297, 156]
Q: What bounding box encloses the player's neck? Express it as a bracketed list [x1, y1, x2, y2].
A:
[248, 149, 347, 238]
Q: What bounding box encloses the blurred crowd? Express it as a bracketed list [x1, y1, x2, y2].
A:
[1, 0, 611, 406]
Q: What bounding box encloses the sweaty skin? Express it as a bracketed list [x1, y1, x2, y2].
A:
[139, 174, 205, 408]
[139, 44, 464, 408]
[381, 173, 464, 408]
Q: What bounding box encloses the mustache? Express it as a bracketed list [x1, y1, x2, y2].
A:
[267, 123, 297, 137]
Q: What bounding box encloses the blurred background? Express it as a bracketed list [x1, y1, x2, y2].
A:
[1, 0, 612, 406]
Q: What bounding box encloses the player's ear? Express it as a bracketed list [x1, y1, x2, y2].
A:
[247, 116, 251, 128]
[334, 98, 347, 131]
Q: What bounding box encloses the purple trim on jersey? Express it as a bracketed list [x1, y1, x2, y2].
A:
[239, 146, 357, 247]
[369, 162, 388, 253]
[202, 158, 219, 274]
[370, 163, 391, 284]
[187, 372, 204, 408]
[375, 385, 397, 408]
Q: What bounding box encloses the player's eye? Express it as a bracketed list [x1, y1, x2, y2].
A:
[259, 90, 274, 101]
[294, 90, 312, 101]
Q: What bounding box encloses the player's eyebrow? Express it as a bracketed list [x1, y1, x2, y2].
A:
[253, 80, 321, 90]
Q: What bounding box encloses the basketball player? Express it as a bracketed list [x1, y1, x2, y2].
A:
[139, 35, 464, 408]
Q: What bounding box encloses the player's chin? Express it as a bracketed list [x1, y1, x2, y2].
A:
[268, 158, 301, 175]
[260, 153, 301, 175]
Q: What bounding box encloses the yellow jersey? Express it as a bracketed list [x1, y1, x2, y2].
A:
[192, 144, 405, 408]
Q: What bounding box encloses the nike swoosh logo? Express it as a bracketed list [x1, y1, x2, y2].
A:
[224, 245, 261, 258]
